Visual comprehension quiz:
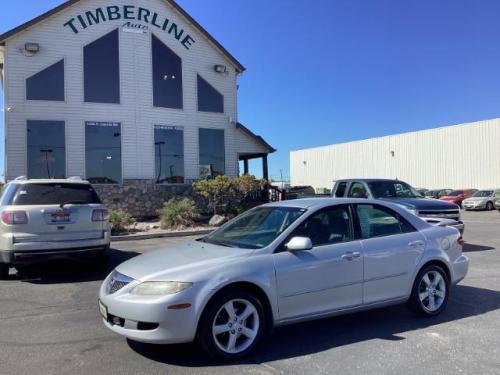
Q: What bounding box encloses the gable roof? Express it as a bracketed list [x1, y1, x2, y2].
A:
[0, 0, 245, 73]
[236, 122, 276, 154]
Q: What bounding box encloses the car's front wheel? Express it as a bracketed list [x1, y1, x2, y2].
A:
[486, 201, 494, 211]
[198, 291, 265, 359]
[410, 265, 449, 316]
[0, 263, 9, 280]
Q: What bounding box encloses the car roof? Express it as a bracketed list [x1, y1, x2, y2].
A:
[9, 178, 91, 185]
[335, 178, 407, 183]
[263, 197, 390, 209]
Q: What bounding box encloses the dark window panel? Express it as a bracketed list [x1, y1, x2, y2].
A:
[26, 60, 65, 101]
[154, 126, 184, 184]
[199, 128, 225, 176]
[197, 75, 224, 113]
[152, 34, 183, 109]
[85, 122, 122, 184]
[27, 120, 66, 179]
[84, 29, 120, 103]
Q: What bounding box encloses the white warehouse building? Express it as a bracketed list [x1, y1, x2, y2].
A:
[0, 0, 274, 216]
[290, 118, 500, 192]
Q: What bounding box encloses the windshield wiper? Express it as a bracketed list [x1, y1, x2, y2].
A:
[199, 238, 233, 248]
[60, 200, 87, 208]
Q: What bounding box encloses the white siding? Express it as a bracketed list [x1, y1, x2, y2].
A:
[3, 0, 240, 181]
[290, 118, 500, 191]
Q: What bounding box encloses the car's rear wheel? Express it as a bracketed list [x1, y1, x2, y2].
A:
[198, 291, 265, 359]
[0, 263, 9, 280]
[486, 201, 494, 211]
[410, 265, 449, 316]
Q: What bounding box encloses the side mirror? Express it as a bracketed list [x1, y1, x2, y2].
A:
[285, 236, 313, 251]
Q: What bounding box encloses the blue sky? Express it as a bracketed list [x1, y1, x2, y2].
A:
[2, 0, 500, 181]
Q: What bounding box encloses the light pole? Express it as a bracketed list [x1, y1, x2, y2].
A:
[40, 149, 53, 178]
[155, 141, 165, 183]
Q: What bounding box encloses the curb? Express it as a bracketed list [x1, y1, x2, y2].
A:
[111, 229, 214, 242]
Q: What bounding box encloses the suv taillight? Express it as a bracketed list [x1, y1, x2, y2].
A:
[457, 235, 465, 246]
[1, 211, 28, 225]
[92, 209, 109, 222]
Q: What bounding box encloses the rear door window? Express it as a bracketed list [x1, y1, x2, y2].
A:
[334, 182, 347, 197]
[355, 204, 416, 239]
[9, 183, 101, 206]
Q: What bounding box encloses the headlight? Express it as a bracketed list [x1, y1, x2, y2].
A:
[395, 204, 417, 216]
[131, 281, 193, 296]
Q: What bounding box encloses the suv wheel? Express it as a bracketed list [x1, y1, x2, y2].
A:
[410, 265, 449, 316]
[486, 201, 494, 211]
[198, 290, 265, 359]
[0, 263, 10, 280]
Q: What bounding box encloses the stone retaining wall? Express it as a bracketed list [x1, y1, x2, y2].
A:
[94, 180, 201, 219]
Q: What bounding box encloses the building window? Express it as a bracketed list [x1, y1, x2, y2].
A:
[152, 34, 183, 109]
[85, 122, 122, 184]
[197, 75, 224, 113]
[199, 128, 225, 177]
[154, 126, 184, 184]
[26, 60, 65, 101]
[84, 29, 120, 103]
[27, 120, 66, 179]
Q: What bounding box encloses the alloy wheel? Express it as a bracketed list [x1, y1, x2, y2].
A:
[212, 298, 260, 355]
[418, 270, 446, 312]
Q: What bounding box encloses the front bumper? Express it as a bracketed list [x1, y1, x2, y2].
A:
[98, 275, 200, 344]
[463, 202, 486, 210]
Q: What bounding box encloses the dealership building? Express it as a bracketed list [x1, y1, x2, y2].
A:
[291, 118, 500, 192]
[0, 0, 274, 216]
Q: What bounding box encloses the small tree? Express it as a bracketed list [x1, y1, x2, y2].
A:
[194, 175, 267, 215]
[109, 210, 135, 234]
[159, 198, 199, 229]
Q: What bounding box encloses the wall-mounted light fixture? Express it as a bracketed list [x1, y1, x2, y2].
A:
[390, 150, 395, 157]
[24, 43, 40, 54]
[214, 64, 227, 74]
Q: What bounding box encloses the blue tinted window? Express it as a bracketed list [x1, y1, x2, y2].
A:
[84, 29, 120, 103]
[85, 122, 122, 184]
[199, 128, 225, 176]
[154, 126, 184, 184]
[197, 75, 224, 113]
[152, 34, 183, 109]
[27, 121, 66, 179]
[26, 60, 65, 101]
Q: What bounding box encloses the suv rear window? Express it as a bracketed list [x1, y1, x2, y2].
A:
[5, 183, 101, 206]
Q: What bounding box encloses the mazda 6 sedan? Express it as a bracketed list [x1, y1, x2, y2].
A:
[98, 198, 469, 359]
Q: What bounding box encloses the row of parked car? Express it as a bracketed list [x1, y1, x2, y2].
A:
[418, 188, 500, 210]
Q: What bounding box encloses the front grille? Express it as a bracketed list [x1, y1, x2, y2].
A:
[419, 210, 459, 217]
[106, 271, 134, 294]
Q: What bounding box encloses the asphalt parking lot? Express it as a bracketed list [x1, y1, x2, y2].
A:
[1, 210, 499, 375]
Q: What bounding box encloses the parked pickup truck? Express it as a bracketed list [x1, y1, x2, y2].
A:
[332, 178, 464, 233]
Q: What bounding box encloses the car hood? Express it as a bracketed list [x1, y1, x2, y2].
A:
[116, 240, 252, 281]
[441, 196, 461, 201]
[464, 197, 489, 202]
[379, 197, 459, 210]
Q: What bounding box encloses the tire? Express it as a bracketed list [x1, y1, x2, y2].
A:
[486, 201, 494, 211]
[0, 263, 9, 280]
[198, 290, 265, 359]
[409, 265, 449, 317]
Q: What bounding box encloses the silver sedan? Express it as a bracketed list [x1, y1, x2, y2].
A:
[98, 198, 468, 359]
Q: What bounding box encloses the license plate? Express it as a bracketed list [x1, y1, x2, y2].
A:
[99, 300, 108, 320]
[51, 211, 71, 223]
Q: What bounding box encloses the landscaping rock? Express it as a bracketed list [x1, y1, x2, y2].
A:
[209, 215, 228, 226]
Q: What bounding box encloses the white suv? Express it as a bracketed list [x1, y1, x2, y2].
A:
[0, 177, 110, 279]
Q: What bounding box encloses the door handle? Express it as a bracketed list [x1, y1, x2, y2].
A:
[342, 251, 361, 260]
[408, 240, 425, 247]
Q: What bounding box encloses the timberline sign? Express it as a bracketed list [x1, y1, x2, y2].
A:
[64, 5, 196, 50]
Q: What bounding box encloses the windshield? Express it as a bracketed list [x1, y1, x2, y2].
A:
[472, 190, 493, 197]
[448, 190, 464, 197]
[368, 181, 421, 199]
[201, 206, 306, 249]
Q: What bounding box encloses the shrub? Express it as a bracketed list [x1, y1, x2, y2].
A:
[193, 175, 267, 215]
[159, 198, 199, 229]
[109, 210, 135, 234]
